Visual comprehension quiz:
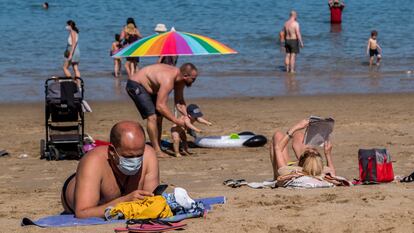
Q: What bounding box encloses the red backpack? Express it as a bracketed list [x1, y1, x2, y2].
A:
[358, 148, 394, 184]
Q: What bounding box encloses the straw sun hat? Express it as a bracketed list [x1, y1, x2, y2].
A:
[125, 23, 136, 34]
[154, 23, 167, 33]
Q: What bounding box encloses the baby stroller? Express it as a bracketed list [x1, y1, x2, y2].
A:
[40, 77, 85, 160]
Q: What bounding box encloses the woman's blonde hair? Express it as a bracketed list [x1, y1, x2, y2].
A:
[299, 150, 323, 177]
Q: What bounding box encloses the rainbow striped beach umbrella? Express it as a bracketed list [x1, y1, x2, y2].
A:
[113, 28, 237, 57]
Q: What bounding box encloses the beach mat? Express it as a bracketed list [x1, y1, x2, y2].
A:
[21, 196, 225, 228]
[21, 215, 123, 228]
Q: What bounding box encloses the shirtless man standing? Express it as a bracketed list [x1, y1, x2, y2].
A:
[126, 63, 198, 157]
[61, 121, 159, 218]
[283, 11, 304, 73]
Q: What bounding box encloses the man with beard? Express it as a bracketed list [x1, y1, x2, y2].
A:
[126, 63, 198, 157]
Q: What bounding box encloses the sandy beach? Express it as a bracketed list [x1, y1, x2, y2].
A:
[1, 93, 414, 233]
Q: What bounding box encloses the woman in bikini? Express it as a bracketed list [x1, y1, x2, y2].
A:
[269, 119, 336, 180]
[120, 18, 142, 77]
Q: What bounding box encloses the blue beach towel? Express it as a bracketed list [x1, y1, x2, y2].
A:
[21, 196, 225, 228]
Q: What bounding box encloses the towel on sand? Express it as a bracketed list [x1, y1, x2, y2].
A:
[21, 196, 225, 228]
[277, 172, 351, 189]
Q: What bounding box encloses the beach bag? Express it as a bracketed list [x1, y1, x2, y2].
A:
[64, 46, 70, 58]
[358, 148, 394, 183]
[106, 196, 173, 220]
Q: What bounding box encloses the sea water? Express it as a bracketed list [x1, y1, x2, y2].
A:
[0, 0, 413, 102]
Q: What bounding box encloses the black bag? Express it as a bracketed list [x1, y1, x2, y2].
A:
[64, 46, 70, 58]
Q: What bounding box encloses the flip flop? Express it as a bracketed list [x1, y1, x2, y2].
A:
[223, 179, 236, 186]
[0, 150, 9, 157]
[223, 179, 247, 188]
[400, 172, 414, 183]
[114, 220, 186, 233]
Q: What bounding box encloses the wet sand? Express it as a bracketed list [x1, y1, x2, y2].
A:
[1, 93, 414, 232]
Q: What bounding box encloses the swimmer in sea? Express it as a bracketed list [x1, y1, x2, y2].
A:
[366, 30, 382, 66]
[111, 34, 122, 77]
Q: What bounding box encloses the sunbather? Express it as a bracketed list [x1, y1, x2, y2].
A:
[269, 119, 336, 180]
[61, 121, 159, 218]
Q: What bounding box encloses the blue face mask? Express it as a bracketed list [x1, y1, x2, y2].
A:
[117, 155, 143, 176]
[112, 146, 143, 175]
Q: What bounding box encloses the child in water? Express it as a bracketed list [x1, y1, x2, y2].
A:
[367, 30, 382, 66]
[111, 34, 122, 77]
[170, 104, 212, 157]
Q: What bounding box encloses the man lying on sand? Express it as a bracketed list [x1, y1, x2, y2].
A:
[126, 63, 198, 157]
[61, 121, 159, 218]
[269, 119, 336, 180]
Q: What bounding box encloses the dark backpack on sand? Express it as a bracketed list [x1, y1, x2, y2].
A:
[358, 148, 394, 184]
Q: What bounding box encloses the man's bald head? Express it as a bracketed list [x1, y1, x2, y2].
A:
[290, 10, 297, 18]
[110, 121, 146, 149]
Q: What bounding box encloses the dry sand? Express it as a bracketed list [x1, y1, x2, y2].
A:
[0, 93, 414, 233]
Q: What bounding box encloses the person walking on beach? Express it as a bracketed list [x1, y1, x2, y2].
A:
[367, 30, 382, 66]
[126, 63, 198, 158]
[111, 34, 122, 77]
[120, 18, 142, 77]
[61, 121, 159, 218]
[283, 11, 304, 73]
[63, 20, 81, 85]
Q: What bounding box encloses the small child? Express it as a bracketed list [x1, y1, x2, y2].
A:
[171, 104, 212, 157]
[111, 34, 122, 77]
[367, 30, 382, 66]
[279, 30, 285, 52]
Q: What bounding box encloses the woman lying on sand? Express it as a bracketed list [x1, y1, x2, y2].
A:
[269, 119, 336, 180]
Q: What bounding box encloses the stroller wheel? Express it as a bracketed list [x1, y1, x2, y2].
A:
[44, 151, 51, 160]
[49, 146, 60, 161]
[40, 139, 46, 159]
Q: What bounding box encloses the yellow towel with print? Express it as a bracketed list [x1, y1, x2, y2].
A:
[109, 196, 173, 219]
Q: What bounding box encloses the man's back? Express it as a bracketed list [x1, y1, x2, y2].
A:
[284, 20, 299, 40]
[129, 64, 178, 95]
